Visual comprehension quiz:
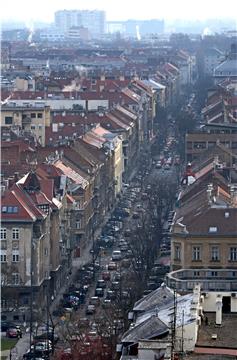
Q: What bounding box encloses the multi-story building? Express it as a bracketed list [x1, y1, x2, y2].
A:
[54, 9, 105, 38]
[213, 43, 237, 84]
[1, 104, 50, 147]
[185, 132, 237, 163]
[203, 48, 224, 76]
[1, 171, 69, 322]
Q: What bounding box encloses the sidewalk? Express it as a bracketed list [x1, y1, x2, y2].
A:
[2, 333, 30, 360]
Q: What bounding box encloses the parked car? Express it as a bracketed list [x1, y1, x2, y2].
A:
[31, 341, 52, 355]
[86, 305, 96, 315]
[132, 212, 139, 219]
[96, 279, 106, 289]
[89, 297, 100, 306]
[94, 288, 104, 297]
[106, 290, 116, 300]
[102, 271, 111, 281]
[112, 250, 122, 261]
[33, 332, 59, 343]
[1, 321, 19, 332]
[102, 299, 111, 308]
[23, 350, 46, 360]
[6, 327, 22, 338]
[108, 261, 117, 270]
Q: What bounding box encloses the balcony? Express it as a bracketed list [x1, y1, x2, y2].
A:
[166, 268, 237, 292]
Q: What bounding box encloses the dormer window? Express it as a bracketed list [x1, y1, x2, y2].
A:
[209, 226, 217, 233]
[38, 205, 49, 215]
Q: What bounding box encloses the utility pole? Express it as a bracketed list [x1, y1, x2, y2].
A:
[30, 231, 34, 359]
[181, 309, 184, 358]
[171, 288, 177, 360]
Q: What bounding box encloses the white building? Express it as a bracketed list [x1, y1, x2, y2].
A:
[39, 27, 65, 42]
[203, 48, 224, 76]
[54, 9, 106, 38]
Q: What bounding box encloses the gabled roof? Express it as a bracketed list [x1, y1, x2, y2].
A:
[175, 185, 237, 236]
[54, 160, 88, 189]
[1, 189, 37, 222]
[121, 315, 168, 344]
[133, 284, 174, 313]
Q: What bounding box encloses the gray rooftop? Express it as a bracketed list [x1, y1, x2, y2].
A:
[133, 284, 174, 313]
[121, 315, 169, 344]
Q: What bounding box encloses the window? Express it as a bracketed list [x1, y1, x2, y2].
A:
[37, 113, 43, 118]
[12, 228, 19, 240]
[76, 220, 81, 229]
[0, 250, 7, 262]
[229, 247, 237, 261]
[5, 116, 13, 125]
[44, 248, 48, 256]
[193, 142, 206, 149]
[194, 271, 200, 277]
[192, 246, 201, 261]
[12, 273, 20, 285]
[39, 205, 49, 214]
[211, 271, 217, 277]
[0, 228, 7, 240]
[211, 246, 220, 261]
[31, 113, 36, 118]
[2, 206, 18, 214]
[174, 245, 181, 260]
[12, 251, 19, 262]
[209, 227, 217, 233]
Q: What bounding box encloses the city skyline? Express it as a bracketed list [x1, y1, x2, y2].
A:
[1, 0, 237, 24]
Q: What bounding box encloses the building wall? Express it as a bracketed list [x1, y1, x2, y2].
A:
[185, 133, 237, 162]
[176, 321, 199, 352]
[7, 99, 109, 111]
[171, 234, 237, 270]
[114, 138, 123, 196]
[1, 106, 50, 146]
[1, 223, 32, 287]
[54, 10, 105, 37]
[202, 291, 237, 313]
[203, 53, 224, 75]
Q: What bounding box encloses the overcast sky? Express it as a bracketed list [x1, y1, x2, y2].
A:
[2, 0, 237, 23]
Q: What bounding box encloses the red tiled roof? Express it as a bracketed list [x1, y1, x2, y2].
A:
[1, 189, 37, 222]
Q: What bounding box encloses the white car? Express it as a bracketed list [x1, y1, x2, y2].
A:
[112, 250, 122, 261]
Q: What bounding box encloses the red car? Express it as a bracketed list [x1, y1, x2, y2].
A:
[102, 271, 111, 281]
[6, 327, 22, 338]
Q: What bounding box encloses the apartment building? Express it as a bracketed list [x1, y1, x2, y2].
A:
[54, 10, 105, 38]
[1, 104, 50, 146]
[1, 170, 70, 321]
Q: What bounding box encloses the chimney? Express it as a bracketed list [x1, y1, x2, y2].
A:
[4, 179, 9, 189]
[230, 185, 237, 205]
[14, 172, 19, 182]
[207, 183, 213, 204]
[216, 296, 222, 325]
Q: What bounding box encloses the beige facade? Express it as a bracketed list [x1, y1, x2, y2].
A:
[185, 133, 237, 162]
[1, 105, 50, 146]
[113, 136, 123, 196]
[171, 232, 237, 271]
[14, 77, 36, 91]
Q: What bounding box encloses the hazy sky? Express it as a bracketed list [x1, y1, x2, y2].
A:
[1, 0, 237, 23]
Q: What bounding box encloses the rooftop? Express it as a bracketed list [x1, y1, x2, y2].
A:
[196, 312, 237, 350]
